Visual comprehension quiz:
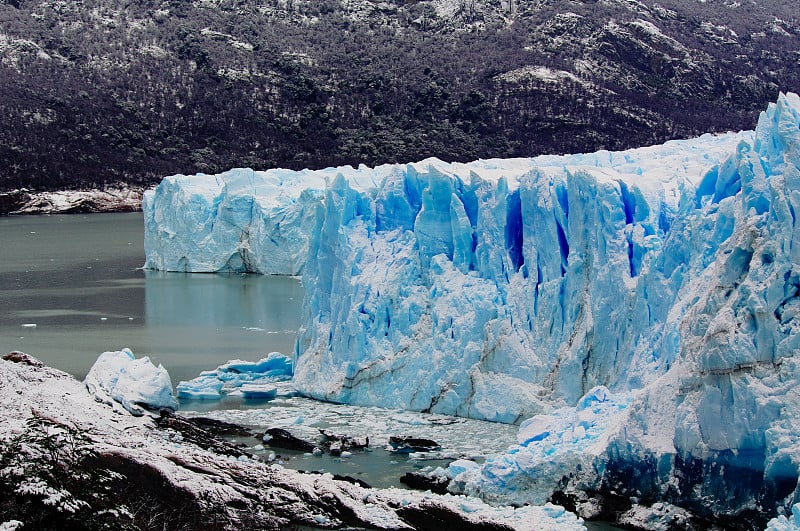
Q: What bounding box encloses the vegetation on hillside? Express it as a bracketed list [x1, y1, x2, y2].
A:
[0, 0, 797, 190]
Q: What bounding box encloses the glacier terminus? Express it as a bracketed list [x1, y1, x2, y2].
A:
[144, 93, 800, 528]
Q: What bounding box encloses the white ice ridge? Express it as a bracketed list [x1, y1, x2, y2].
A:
[84, 348, 179, 416]
[143, 133, 736, 276]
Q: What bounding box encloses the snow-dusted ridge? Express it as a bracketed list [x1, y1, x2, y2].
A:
[0, 351, 583, 530]
[0, 186, 144, 215]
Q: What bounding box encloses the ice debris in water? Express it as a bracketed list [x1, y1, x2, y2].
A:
[84, 348, 178, 416]
[448, 386, 630, 505]
[176, 352, 293, 400]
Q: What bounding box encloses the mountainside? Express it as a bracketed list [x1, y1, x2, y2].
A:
[1, 0, 798, 190]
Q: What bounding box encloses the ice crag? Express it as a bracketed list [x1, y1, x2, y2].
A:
[84, 348, 179, 416]
[145, 93, 800, 525]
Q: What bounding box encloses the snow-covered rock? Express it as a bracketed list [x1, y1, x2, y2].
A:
[0, 352, 585, 531]
[84, 348, 179, 415]
[1, 187, 143, 215]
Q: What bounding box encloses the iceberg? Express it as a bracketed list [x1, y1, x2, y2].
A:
[84, 348, 178, 415]
[145, 93, 800, 525]
[176, 352, 293, 400]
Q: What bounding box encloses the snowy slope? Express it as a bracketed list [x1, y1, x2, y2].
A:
[0, 352, 583, 530]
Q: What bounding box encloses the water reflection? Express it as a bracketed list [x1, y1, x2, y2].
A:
[0, 213, 305, 384]
[142, 270, 304, 384]
[144, 270, 302, 331]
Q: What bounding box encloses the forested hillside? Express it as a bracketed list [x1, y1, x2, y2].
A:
[0, 0, 798, 190]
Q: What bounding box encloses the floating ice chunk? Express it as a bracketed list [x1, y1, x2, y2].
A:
[84, 348, 179, 416]
[240, 384, 278, 400]
[175, 375, 224, 400]
[447, 459, 480, 480]
[219, 354, 292, 375]
[176, 352, 293, 401]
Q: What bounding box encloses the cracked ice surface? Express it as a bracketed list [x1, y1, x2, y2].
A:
[187, 396, 520, 462]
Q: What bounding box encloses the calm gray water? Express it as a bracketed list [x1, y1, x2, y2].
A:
[0, 213, 303, 386]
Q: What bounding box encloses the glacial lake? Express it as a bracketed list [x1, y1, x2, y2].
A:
[0, 212, 303, 385]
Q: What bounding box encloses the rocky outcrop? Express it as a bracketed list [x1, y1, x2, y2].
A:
[1, 187, 144, 215]
[0, 352, 583, 531]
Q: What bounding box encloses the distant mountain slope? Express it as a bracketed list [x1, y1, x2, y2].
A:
[0, 0, 797, 190]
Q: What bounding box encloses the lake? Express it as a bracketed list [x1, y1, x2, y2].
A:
[0, 212, 303, 385]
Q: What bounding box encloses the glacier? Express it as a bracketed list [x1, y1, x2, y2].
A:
[144, 92, 800, 526]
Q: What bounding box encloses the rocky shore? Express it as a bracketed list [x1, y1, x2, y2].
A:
[0, 187, 144, 216]
[0, 351, 583, 531]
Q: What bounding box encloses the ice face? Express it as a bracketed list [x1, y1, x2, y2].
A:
[145, 94, 800, 523]
[84, 348, 178, 416]
[291, 131, 750, 422]
[437, 92, 800, 523]
[143, 164, 397, 274]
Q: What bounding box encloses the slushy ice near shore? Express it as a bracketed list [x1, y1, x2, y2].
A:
[144, 93, 800, 525]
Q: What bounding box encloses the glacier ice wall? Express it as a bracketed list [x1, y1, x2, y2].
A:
[291, 132, 749, 423]
[143, 165, 385, 274]
[431, 92, 800, 526]
[144, 93, 800, 524]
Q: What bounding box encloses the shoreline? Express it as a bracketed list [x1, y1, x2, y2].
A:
[0, 187, 146, 216]
[0, 351, 584, 530]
